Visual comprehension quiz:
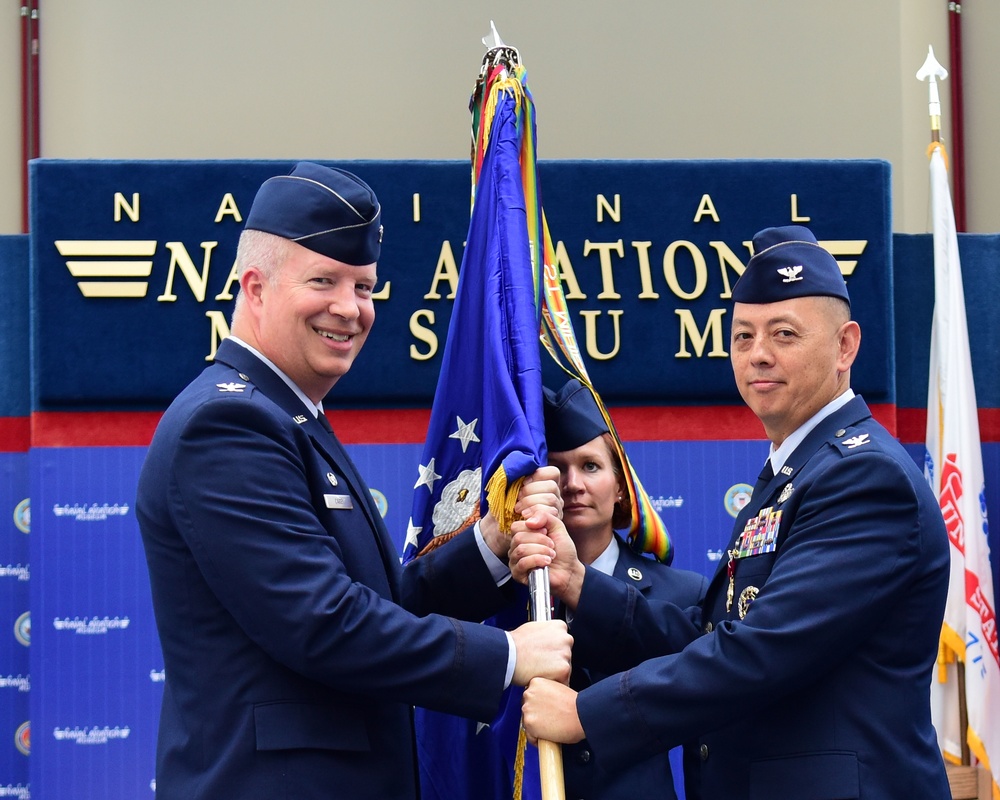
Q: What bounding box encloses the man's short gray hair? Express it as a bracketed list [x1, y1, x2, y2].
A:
[231, 230, 294, 319]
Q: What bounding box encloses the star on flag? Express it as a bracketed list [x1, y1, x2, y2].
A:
[448, 416, 480, 453]
[404, 518, 422, 552]
[414, 458, 442, 491]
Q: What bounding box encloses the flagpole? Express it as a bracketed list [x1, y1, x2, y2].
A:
[916, 45, 947, 144]
[477, 23, 559, 647]
[947, 1, 966, 231]
[486, 25, 565, 800]
[917, 43, 972, 768]
[477, 23, 565, 800]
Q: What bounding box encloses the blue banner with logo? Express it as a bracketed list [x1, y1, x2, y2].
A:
[19, 159, 1000, 800]
[1, 235, 30, 800]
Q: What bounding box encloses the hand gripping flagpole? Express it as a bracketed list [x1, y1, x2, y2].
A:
[477, 22, 565, 800]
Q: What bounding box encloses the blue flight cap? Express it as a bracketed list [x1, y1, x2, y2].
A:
[732, 225, 849, 307]
[543, 378, 609, 452]
[244, 162, 382, 265]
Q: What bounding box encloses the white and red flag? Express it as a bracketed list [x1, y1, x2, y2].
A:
[925, 141, 1000, 794]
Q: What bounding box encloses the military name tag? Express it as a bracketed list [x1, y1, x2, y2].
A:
[324, 494, 354, 510]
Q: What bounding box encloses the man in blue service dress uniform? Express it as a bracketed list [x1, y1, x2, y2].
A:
[520, 225, 951, 800]
[136, 162, 571, 800]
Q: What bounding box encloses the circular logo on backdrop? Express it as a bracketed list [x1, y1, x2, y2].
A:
[724, 484, 754, 518]
[13, 498, 30, 533]
[15, 721, 30, 756]
[14, 612, 30, 647]
[369, 489, 388, 519]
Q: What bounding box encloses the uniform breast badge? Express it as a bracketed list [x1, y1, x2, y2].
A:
[777, 483, 794, 504]
[737, 585, 759, 619]
[728, 505, 783, 612]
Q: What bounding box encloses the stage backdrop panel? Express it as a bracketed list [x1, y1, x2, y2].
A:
[893, 232, 1000, 599]
[27, 158, 905, 800]
[893, 233, 1000, 411]
[29, 159, 895, 411]
[1, 235, 30, 799]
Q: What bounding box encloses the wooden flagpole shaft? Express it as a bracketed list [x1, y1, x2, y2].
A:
[528, 566, 566, 800]
[538, 739, 566, 800]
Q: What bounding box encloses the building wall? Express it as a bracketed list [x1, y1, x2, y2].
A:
[1, 1, 997, 234]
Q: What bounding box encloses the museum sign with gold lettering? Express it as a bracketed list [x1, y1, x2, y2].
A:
[29, 159, 892, 409]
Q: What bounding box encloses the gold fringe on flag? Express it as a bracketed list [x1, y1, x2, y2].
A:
[485, 465, 527, 536]
[927, 140, 950, 170]
[513, 726, 528, 800]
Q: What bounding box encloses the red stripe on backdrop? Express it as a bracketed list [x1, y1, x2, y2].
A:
[896, 407, 1000, 445]
[32, 412, 164, 447]
[0, 417, 31, 452]
[29, 409, 436, 447]
[27, 403, 918, 447]
[609, 403, 896, 441]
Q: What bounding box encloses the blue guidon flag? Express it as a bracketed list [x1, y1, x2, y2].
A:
[403, 70, 546, 563]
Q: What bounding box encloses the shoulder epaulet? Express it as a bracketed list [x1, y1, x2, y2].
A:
[211, 369, 256, 397]
[831, 428, 873, 455]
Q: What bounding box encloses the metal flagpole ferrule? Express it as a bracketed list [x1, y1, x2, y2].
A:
[480, 19, 520, 80]
[916, 45, 949, 143]
[528, 565, 553, 622]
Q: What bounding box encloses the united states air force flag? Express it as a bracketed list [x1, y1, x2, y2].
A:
[925, 141, 1000, 794]
[402, 79, 545, 562]
[402, 64, 549, 800]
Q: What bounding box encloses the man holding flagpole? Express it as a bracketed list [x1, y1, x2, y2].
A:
[520, 225, 952, 800]
[137, 161, 572, 800]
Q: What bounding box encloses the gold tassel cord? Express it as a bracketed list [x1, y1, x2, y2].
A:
[485, 466, 526, 536]
[478, 75, 526, 165]
[512, 725, 528, 800]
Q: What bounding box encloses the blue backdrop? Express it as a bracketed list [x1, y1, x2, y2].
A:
[2, 161, 997, 799]
[1, 235, 30, 800]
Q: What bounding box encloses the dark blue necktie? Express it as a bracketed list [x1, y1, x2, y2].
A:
[754, 459, 774, 496]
